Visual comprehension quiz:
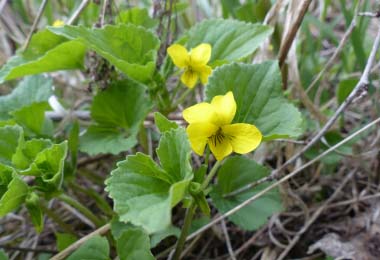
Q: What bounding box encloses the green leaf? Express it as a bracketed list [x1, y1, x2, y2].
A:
[235, 1, 270, 23]
[25, 192, 43, 233]
[80, 126, 137, 155]
[116, 7, 158, 29]
[0, 176, 28, 217]
[56, 233, 77, 252]
[114, 226, 154, 260]
[0, 75, 53, 120]
[206, 61, 303, 140]
[12, 138, 52, 170]
[186, 19, 273, 64]
[0, 164, 14, 198]
[20, 142, 68, 193]
[91, 80, 152, 130]
[0, 249, 8, 260]
[80, 80, 152, 155]
[0, 125, 23, 165]
[48, 24, 160, 82]
[0, 30, 85, 83]
[337, 78, 358, 105]
[106, 128, 193, 233]
[211, 156, 283, 230]
[11, 102, 52, 136]
[156, 128, 192, 183]
[66, 235, 109, 260]
[154, 112, 178, 133]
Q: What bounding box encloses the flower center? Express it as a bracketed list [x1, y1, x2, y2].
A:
[209, 128, 225, 146]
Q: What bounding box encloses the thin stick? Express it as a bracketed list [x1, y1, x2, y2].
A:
[187, 117, 380, 241]
[228, 23, 380, 197]
[358, 12, 380, 17]
[221, 219, 237, 260]
[277, 170, 356, 259]
[100, 0, 110, 27]
[23, 0, 49, 51]
[50, 223, 110, 260]
[67, 0, 90, 25]
[278, 0, 312, 68]
[306, 6, 359, 94]
[0, 0, 7, 13]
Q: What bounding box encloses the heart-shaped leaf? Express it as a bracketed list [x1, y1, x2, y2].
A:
[106, 128, 193, 233]
[206, 61, 303, 140]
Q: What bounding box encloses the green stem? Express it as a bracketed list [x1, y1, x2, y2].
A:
[173, 160, 223, 259]
[69, 182, 114, 217]
[171, 88, 193, 109]
[41, 203, 75, 234]
[201, 160, 222, 189]
[204, 147, 210, 166]
[172, 201, 196, 260]
[58, 194, 103, 227]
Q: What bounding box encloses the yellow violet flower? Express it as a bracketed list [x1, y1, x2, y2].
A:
[183, 91, 262, 161]
[167, 43, 212, 89]
[52, 20, 64, 27]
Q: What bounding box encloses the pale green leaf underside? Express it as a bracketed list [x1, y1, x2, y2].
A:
[48, 24, 160, 82]
[0, 125, 23, 165]
[0, 30, 85, 83]
[80, 126, 137, 155]
[187, 19, 273, 63]
[0, 75, 53, 121]
[0, 176, 28, 217]
[211, 156, 283, 231]
[206, 61, 303, 140]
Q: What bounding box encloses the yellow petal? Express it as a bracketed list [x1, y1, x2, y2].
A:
[208, 134, 233, 161]
[186, 123, 218, 156]
[199, 65, 212, 85]
[181, 70, 199, 89]
[167, 44, 189, 68]
[190, 43, 211, 66]
[211, 91, 236, 125]
[222, 123, 262, 154]
[53, 20, 64, 27]
[183, 102, 217, 124]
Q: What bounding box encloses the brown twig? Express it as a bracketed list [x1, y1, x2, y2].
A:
[221, 220, 237, 260]
[22, 0, 49, 51]
[278, 0, 312, 68]
[277, 170, 356, 259]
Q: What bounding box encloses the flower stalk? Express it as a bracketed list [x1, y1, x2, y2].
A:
[172, 160, 222, 260]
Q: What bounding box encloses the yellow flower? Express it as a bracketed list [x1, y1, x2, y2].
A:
[183, 91, 262, 161]
[53, 20, 64, 27]
[167, 43, 212, 89]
